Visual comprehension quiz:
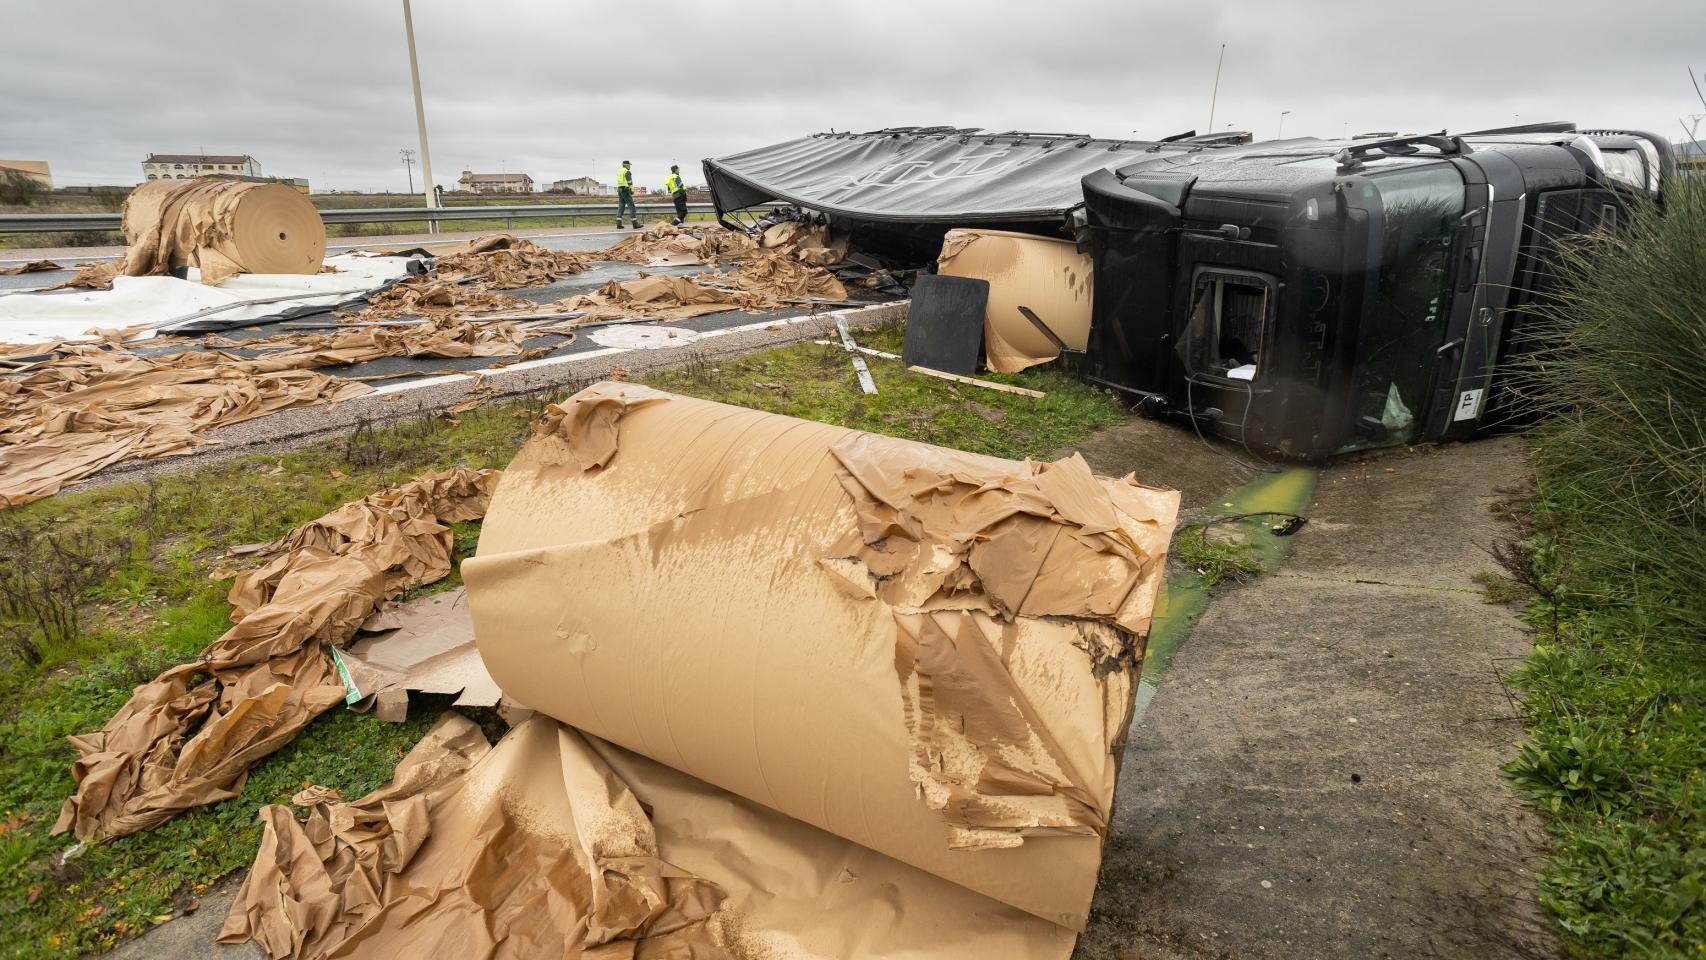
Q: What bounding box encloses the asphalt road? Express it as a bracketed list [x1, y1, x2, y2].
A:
[1, 228, 901, 397]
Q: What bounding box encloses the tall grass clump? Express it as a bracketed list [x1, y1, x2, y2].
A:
[1501, 175, 1706, 957]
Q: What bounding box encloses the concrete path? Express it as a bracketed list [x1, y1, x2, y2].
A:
[1076, 436, 1558, 960]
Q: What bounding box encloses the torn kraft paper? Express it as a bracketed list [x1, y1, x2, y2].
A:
[223, 711, 1079, 960]
[51, 467, 500, 840]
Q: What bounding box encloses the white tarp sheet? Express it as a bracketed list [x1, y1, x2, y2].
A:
[0, 254, 415, 346]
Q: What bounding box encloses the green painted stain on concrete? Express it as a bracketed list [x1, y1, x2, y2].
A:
[1134, 466, 1319, 716]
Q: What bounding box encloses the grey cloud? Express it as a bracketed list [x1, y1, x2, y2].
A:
[5, 0, 1702, 191]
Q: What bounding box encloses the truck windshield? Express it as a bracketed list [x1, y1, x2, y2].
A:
[1348, 165, 1465, 447]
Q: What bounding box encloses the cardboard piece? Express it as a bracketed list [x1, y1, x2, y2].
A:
[937, 228, 1093, 373]
[901, 274, 990, 375]
[465, 384, 1179, 930]
[346, 586, 503, 711]
[51, 468, 500, 840]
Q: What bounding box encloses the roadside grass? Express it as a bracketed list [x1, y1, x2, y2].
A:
[643, 323, 1126, 460]
[1499, 178, 1706, 957]
[0, 323, 1126, 957]
[1169, 529, 1264, 588]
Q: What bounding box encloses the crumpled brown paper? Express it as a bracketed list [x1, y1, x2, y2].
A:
[51, 467, 500, 840]
[341, 280, 534, 323]
[225, 708, 1082, 960]
[465, 383, 1179, 929]
[0, 259, 61, 275]
[36, 260, 119, 292]
[119, 178, 326, 286]
[599, 222, 754, 267]
[220, 713, 729, 960]
[337, 235, 588, 325]
[698, 250, 848, 301]
[0, 345, 372, 507]
[0, 315, 534, 508]
[549, 273, 762, 324]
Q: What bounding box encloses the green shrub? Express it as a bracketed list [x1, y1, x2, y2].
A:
[1504, 175, 1706, 956]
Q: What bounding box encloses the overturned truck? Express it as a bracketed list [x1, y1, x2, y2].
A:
[705, 124, 1672, 459]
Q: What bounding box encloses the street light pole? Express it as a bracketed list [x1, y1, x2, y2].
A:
[1278, 110, 1291, 139]
[401, 0, 439, 233]
[1207, 43, 1226, 134]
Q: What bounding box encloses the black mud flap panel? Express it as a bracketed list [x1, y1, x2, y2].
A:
[902, 275, 989, 375]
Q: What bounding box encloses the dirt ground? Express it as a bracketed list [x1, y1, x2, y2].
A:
[1075, 436, 1558, 960]
[1066, 415, 1257, 515]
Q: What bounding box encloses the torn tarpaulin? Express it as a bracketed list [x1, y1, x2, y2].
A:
[465, 383, 1179, 929]
[51, 467, 500, 840]
[704, 128, 1171, 238]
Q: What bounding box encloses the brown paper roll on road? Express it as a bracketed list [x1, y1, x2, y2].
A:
[938, 228, 1094, 373]
[120, 177, 326, 285]
[464, 383, 1179, 931]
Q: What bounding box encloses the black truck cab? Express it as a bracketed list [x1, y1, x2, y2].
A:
[1079, 126, 1671, 459]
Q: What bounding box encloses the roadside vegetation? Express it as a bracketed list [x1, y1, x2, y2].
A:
[0, 325, 1124, 957]
[1499, 176, 1706, 957]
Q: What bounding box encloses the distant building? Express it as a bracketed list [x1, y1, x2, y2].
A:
[1669, 140, 1704, 175]
[457, 171, 535, 194]
[0, 160, 53, 188]
[143, 154, 261, 181]
[548, 176, 608, 195]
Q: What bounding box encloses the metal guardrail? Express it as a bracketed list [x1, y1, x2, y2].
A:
[0, 202, 723, 234]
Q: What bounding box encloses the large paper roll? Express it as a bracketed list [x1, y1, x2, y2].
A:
[938, 228, 1093, 373]
[464, 384, 1179, 929]
[121, 178, 325, 285]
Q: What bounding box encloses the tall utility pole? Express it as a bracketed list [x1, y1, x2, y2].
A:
[1277, 110, 1291, 139]
[1207, 44, 1226, 133]
[401, 0, 439, 233]
[400, 148, 416, 194]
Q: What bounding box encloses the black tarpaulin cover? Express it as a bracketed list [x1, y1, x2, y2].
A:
[704, 128, 1168, 225]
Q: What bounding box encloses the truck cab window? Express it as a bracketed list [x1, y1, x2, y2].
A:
[1178, 269, 1274, 382]
[1345, 165, 1466, 448]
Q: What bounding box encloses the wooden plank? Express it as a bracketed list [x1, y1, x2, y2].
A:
[905, 365, 1045, 398]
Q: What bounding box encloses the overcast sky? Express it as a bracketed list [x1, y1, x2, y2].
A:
[6, 0, 1703, 192]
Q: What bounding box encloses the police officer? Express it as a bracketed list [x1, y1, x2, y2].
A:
[615, 160, 639, 229]
[665, 165, 688, 225]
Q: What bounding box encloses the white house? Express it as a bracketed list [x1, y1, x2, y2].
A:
[458, 171, 535, 194]
[547, 176, 608, 195]
[142, 154, 261, 182]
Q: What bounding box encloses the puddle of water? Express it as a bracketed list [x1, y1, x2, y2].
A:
[1133, 466, 1319, 719]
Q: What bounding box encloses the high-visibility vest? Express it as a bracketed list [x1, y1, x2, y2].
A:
[617, 167, 632, 190]
[665, 172, 684, 195]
